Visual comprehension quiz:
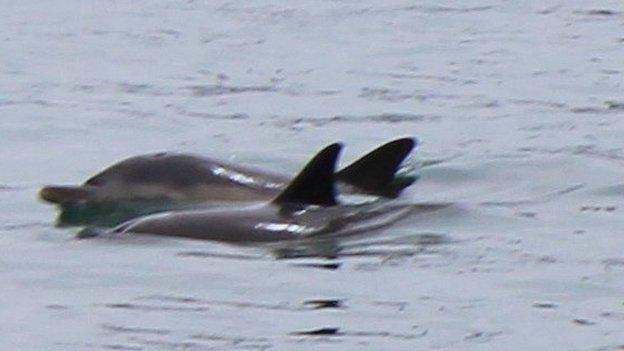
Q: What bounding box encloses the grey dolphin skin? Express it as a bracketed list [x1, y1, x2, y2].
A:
[110, 143, 443, 243]
[39, 138, 417, 206]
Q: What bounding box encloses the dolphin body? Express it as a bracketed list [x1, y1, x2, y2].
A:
[40, 139, 418, 227]
[110, 143, 444, 243]
[40, 138, 417, 204]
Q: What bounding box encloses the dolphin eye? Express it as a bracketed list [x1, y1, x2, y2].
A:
[85, 175, 106, 186]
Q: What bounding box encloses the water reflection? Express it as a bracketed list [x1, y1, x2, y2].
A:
[272, 231, 452, 261]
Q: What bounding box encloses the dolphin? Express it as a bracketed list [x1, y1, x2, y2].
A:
[40, 138, 417, 206]
[106, 143, 445, 243]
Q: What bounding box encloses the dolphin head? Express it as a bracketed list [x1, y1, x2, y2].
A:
[39, 153, 212, 205]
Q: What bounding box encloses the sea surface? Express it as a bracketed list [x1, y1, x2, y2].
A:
[1, 1, 623, 350]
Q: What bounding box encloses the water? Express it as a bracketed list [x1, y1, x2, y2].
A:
[1, 0, 624, 349]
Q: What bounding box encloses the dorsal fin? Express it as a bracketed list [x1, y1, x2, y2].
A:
[334, 137, 416, 198]
[273, 143, 342, 206]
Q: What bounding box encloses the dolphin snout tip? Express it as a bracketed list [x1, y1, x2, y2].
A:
[39, 185, 91, 204]
[39, 186, 58, 203]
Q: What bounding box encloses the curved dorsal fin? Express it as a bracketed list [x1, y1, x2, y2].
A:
[273, 143, 342, 206]
[334, 137, 416, 198]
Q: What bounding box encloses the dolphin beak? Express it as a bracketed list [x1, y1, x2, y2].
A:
[39, 185, 94, 204]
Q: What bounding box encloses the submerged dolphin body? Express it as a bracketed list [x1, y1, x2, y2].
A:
[40, 139, 418, 227]
[110, 143, 446, 243]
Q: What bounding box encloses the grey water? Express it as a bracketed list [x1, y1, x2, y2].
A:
[1, 0, 623, 350]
